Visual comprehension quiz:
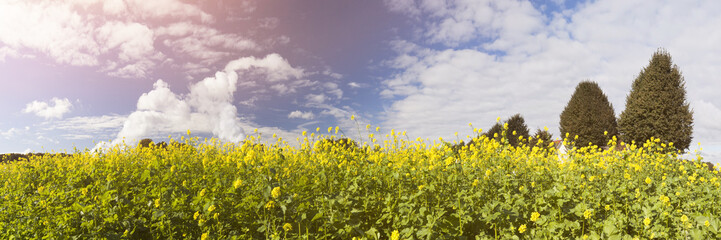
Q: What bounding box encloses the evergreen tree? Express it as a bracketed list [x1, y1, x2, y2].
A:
[618, 49, 693, 151]
[506, 114, 530, 147]
[559, 81, 618, 147]
[482, 114, 530, 147]
[482, 122, 504, 142]
[139, 138, 154, 148]
[530, 128, 553, 149]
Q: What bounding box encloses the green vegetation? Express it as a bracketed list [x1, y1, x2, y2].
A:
[482, 114, 530, 147]
[618, 49, 694, 151]
[1, 130, 719, 239]
[560, 80, 618, 148]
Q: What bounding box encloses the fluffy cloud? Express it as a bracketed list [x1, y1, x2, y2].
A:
[382, 0, 721, 147]
[23, 98, 73, 119]
[101, 54, 304, 147]
[288, 110, 315, 120]
[0, 0, 251, 78]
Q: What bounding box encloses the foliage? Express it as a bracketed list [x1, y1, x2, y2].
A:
[618, 49, 694, 151]
[482, 114, 530, 147]
[139, 138, 154, 148]
[1, 129, 720, 239]
[529, 128, 554, 150]
[560, 81, 618, 148]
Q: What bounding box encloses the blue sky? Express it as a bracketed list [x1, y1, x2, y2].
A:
[1, 0, 720, 165]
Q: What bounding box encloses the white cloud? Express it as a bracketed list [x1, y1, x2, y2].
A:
[23, 98, 73, 119]
[270, 84, 294, 95]
[306, 93, 327, 104]
[50, 115, 127, 132]
[101, 54, 305, 147]
[288, 110, 315, 120]
[382, 0, 721, 147]
[0, 1, 101, 66]
[0, 1, 245, 78]
[0, 46, 19, 62]
[384, 0, 544, 47]
[1, 128, 20, 139]
[156, 22, 259, 69]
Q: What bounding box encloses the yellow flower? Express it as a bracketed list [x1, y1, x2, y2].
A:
[582, 234, 588, 240]
[271, 187, 281, 199]
[643, 217, 651, 226]
[193, 211, 200, 220]
[199, 188, 207, 197]
[390, 230, 400, 240]
[283, 223, 293, 232]
[645, 177, 652, 184]
[583, 209, 593, 219]
[680, 215, 688, 222]
[705, 220, 710, 227]
[233, 179, 243, 189]
[472, 179, 479, 187]
[265, 200, 275, 210]
[518, 224, 527, 233]
[518, 186, 525, 191]
[207, 204, 216, 213]
[201, 232, 209, 240]
[154, 198, 160, 208]
[530, 212, 540, 222]
[605, 205, 611, 211]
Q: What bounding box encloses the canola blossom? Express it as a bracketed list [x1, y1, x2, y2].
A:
[0, 128, 720, 239]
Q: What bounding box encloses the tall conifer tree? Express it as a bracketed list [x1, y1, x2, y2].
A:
[560, 81, 618, 147]
[618, 49, 693, 151]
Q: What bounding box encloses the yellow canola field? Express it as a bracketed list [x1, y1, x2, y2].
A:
[1, 130, 720, 240]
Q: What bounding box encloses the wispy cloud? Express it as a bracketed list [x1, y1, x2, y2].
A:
[288, 110, 315, 120]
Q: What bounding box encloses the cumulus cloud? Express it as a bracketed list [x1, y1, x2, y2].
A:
[23, 98, 73, 119]
[288, 110, 315, 120]
[100, 54, 304, 147]
[382, 0, 721, 146]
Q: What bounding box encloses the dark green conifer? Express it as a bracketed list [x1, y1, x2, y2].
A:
[618, 49, 693, 151]
[482, 114, 530, 147]
[559, 81, 618, 147]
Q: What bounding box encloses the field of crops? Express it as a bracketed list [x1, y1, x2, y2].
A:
[1, 127, 720, 239]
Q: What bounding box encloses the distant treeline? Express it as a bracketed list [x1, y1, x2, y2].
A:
[0, 153, 71, 164]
